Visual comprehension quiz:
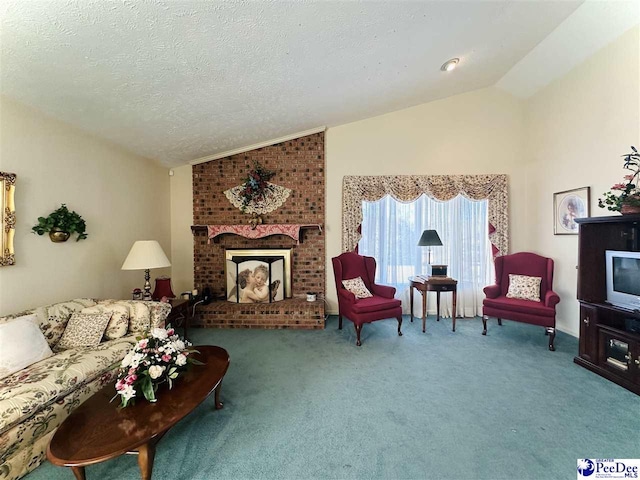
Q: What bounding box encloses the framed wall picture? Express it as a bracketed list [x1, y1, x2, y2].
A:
[554, 186, 590, 235]
[1, 171, 16, 266]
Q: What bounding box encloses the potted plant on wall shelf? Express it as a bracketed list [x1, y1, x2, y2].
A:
[598, 146, 640, 214]
[32, 204, 88, 242]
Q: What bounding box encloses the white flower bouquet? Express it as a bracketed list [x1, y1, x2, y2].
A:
[112, 326, 201, 408]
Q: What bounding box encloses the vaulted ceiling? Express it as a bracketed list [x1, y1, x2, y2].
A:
[1, 1, 637, 167]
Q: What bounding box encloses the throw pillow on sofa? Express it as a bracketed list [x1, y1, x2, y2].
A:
[33, 298, 97, 347]
[0, 314, 53, 379]
[109, 300, 151, 333]
[81, 303, 129, 340]
[55, 312, 111, 350]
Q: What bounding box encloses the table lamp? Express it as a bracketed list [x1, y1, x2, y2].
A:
[122, 240, 171, 300]
[418, 229, 447, 277]
[152, 277, 176, 301]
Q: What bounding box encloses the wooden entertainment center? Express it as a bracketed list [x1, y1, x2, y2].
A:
[575, 214, 640, 395]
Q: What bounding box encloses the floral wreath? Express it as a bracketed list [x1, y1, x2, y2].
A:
[224, 161, 291, 216]
[239, 162, 275, 212]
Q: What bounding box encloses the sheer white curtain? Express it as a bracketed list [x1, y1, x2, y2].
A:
[359, 194, 493, 318]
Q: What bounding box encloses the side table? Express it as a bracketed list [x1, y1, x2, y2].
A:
[409, 276, 458, 333]
[167, 298, 192, 341]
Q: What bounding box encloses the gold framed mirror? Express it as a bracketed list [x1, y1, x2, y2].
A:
[1, 172, 16, 266]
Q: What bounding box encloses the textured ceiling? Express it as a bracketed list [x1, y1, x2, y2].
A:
[0, 0, 586, 167]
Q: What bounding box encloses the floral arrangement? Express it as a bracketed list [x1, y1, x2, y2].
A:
[112, 326, 201, 408]
[598, 146, 640, 213]
[239, 161, 276, 212]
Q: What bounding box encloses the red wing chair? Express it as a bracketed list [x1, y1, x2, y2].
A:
[482, 252, 560, 350]
[332, 252, 403, 346]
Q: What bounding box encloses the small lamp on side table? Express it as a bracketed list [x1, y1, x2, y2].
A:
[418, 229, 447, 277]
[122, 241, 171, 300]
[152, 277, 176, 301]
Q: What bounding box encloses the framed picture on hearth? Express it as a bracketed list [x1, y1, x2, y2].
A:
[224, 248, 292, 303]
[553, 186, 590, 235]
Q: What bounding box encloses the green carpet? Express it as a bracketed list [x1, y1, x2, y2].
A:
[25, 316, 640, 480]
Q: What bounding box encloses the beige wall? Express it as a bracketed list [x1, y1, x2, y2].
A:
[169, 164, 194, 297]
[0, 96, 171, 315]
[325, 87, 527, 312]
[525, 26, 640, 337]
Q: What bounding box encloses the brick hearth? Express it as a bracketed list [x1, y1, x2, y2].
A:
[195, 297, 325, 329]
[192, 132, 325, 329]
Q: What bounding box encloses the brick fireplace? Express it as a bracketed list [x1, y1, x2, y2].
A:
[192, 132, 325, 329]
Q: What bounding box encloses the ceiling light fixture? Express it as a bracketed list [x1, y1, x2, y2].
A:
[440, 58, 460, 72]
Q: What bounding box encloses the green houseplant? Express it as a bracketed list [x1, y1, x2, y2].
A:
[32, 204, 88, 242]
[598, 146, 640, 214]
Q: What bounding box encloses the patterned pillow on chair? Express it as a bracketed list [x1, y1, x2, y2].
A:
[506, 274, 542, 302]
[342, 277, 373, 299]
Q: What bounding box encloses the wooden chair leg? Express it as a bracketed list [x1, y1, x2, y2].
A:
[338, 315, 343, 330]
[482, 315, 488, 335]
[546, 327, 556, 351]
[355, 324, 362, 346]
[397, 316, 403, 336]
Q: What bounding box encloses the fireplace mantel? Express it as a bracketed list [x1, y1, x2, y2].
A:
[191, 224, 322, 243]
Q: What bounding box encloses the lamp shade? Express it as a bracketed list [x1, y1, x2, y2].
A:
[152, 276, 175, 301]
[417, 230, 443, 247]
[121, 241, 171, 270]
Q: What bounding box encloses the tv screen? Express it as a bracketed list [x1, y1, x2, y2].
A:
[612, 256, 640, 296]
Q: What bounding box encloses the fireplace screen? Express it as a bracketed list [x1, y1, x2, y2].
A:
[225, 249, 292, 303]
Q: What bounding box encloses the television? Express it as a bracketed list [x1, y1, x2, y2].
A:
[605, 250, 640, 310]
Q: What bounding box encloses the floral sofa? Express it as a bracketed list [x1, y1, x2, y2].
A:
[0, 298, 171, 480]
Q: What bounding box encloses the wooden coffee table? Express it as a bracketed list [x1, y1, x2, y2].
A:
[47, 345, 230, 480]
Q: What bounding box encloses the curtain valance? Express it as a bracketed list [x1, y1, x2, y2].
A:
[342, 174, 509, 256]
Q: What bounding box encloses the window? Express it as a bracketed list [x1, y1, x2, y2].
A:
[359, 194, 492, 317]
